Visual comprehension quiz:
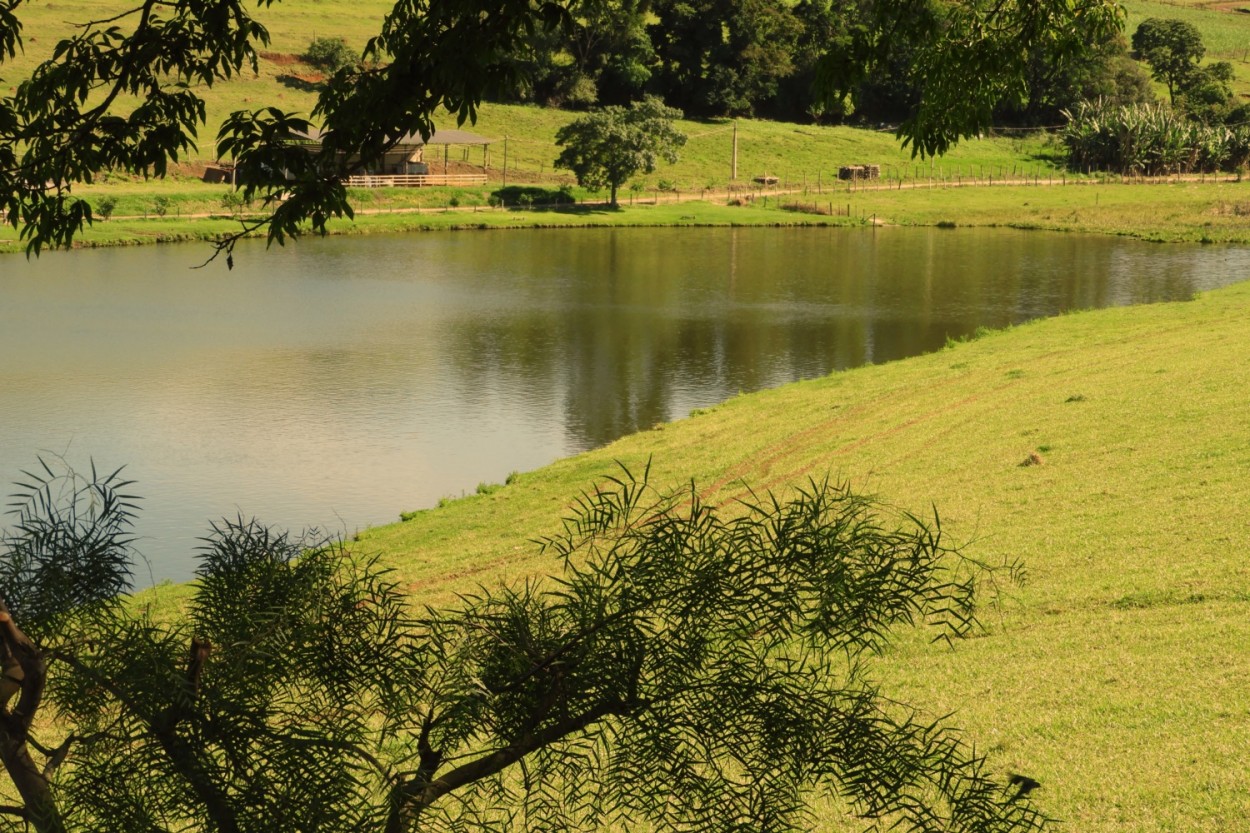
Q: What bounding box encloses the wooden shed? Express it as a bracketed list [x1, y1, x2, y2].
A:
[293, 127, 496, 187]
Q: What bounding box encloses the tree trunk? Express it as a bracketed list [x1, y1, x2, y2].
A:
[0, 607, 66, 833]
[0, 734, 65, 833]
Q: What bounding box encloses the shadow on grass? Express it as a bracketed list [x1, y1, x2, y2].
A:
[276, 74, 323, 93]
[489, 185, 576, 207]
[505, 203, 619, 216]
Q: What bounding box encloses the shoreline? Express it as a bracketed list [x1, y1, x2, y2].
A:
[346, 276, 1250, 831]
[33, 181, 1250, 830]
[7, 178, 1250, 255]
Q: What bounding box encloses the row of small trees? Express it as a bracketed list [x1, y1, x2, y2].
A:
[1061, 100, 1250, 176]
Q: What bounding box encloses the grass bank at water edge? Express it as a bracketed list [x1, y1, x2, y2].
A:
[12, 177, 1250, 254]
[314, 279, 1250, 832]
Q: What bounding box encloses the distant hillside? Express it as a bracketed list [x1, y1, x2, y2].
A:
[7, 0, 1250, 180]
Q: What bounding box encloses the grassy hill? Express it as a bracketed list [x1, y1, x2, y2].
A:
[0, 0, 1189, 184]
[7, 0, 1250, 244]
[9, 0, 1250, 202]
[336, 277, 1250, 832]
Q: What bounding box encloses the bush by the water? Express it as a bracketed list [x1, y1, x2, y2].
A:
[1062, 100, 1250, 175]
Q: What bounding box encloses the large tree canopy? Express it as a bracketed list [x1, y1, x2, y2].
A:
[813, 0, 1125, 155]
[554, 96, 686, 206]
[0, 0, 1125, 257]
[1131, 17, 1205, 105]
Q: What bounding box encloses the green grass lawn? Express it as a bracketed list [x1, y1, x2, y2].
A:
[336, 276, 1250, 832]
[831, 176, 1250, 242]
[10, 176, 1250, 254]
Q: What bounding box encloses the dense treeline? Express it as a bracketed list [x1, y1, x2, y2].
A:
[492, 2, 1250, 176]
[487, 0, 1152, 126]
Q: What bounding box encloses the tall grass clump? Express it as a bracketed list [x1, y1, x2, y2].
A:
[1062, 99, 1250, 175]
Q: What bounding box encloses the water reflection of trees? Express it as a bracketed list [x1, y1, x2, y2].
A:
[428, 227, 1200, 450]
[200, 227, 1205, 451]
[151, 226, 1202, 454]
[0, 229, 1219, 578]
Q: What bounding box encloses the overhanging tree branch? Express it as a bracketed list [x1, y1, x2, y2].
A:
[1, 460, 1043, 833]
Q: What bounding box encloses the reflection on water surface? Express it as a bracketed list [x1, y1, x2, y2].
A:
[2, 227, 1247, 580]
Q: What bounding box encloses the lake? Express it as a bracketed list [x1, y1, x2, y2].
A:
[3, 226, 1247, 581]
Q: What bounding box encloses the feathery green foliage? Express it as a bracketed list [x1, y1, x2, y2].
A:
[0, 461, 1044, 833]
[1061, 99, 1250, 173]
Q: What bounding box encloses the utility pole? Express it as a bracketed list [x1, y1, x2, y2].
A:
[731, 121, 738, 181]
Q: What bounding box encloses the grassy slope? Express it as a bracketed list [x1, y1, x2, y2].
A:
[348, 278, 1250, 832]
[8, 0, 1250, 168]
[7, 0, 1068, 185]
[833, 177, 1250, 243]
[12, 0, 1250, 256]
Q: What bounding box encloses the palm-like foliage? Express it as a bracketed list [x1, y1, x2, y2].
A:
[1062, 99, 1250, 175]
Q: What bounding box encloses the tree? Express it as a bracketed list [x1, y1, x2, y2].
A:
[490, 0, 654, 108]
[1176, 60, 1235, 123]
[0, 0, 1128, 258]
[814, 0, 1125, 155]
[769, 0, 856, 122]
[1131, 18, 1205, 106]
[0, 459, 1047, 833]
[997, 32, 1153, 127]
[649, 0, 803, 117]
[554, 98, 686, 206]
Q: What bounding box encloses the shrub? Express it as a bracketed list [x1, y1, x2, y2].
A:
[303, 36, 356, 73]
[220, 190, 245, 216]
[1061, 99, 1250, 175]
[95, 195, 118, 220]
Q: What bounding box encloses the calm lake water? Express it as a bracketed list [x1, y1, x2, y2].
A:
[3, 226, 1248, 581]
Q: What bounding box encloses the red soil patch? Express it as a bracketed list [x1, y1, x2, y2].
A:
[1203, 1, 1250, 13]
[259, 51, 303, 65]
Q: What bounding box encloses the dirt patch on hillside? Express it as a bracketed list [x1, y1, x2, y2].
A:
[259, 51, 304, 66]
[1203, 2, 1250, 13]
[277, 73, 325, 92]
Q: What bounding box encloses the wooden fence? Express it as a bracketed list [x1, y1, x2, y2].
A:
[344, 173, 488, 188]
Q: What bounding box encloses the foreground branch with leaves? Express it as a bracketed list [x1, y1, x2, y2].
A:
[0, 460, 1044, 833]
[0, 0, 1126, 259]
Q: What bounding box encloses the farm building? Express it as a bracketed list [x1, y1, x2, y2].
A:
[291, 127, 496, 186]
